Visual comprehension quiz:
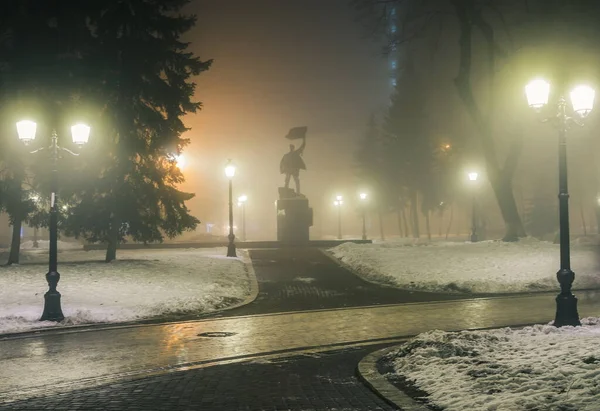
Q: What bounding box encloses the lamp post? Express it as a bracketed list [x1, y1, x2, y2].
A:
[468, 172, 479, 243]
[359, 192, 368, 240]
[16, 120, 91, 322]
[238, 194, 247, 242]
[334, 195, 343, 239]
[525, 78, 596, 327]
[225, 160, 237, 257]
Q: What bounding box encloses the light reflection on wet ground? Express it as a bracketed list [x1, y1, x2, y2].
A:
[1, 290, 600, 402]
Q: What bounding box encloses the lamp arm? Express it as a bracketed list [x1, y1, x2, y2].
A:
[28, 147, 46, 155]
[59, 146, 80, 157]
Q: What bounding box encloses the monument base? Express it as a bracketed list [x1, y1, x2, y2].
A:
[277, 187, 313, 244]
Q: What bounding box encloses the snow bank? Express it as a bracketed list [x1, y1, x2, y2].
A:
[0, 248, 251, 335]
[330, 238, 600, 294]
[383, 318, 600, 410]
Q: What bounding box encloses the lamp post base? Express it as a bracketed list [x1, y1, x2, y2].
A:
[40, 270, 64, 322]
[362, 234, 367, 240]
[227, 243, 237, 258]
[470, 234, 478, 243]
[554, 293, 581, 327]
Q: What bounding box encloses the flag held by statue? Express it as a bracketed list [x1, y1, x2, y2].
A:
[285, 126, 307, 140]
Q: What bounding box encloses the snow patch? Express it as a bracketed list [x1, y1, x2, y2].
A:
[384, 318, 600, 410]
[0, 248, 251, 335]
[330, 238, 600, 294]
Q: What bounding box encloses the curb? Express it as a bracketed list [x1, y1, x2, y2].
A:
[357, 345, 431, 411]
[0, 250, 260, 340]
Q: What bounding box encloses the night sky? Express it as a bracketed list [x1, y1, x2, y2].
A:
[180, 0, 390, 239]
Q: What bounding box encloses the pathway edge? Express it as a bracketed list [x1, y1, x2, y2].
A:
[358, 345, 431, 411]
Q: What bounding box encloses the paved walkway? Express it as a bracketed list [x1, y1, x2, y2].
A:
[1, 345, 396, 410]
[2, 290, 600, 406]
[213, 248, 477, 317]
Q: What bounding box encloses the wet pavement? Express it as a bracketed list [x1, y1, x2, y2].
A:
[3, 290, 600, 405]
[1, 345, 396, 411]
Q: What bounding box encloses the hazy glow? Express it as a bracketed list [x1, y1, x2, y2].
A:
[525, 79, 550, 109]
[468, 172, 479, 181]
[225, 161, 236, 178]
[16, 120, 37, 144]
[359, 192, 367, 200]
[238, 195, 248, 203]
[334, 200, 343, 206]
[175, 154, 186, 170]
[336, 195, 343, 201]
[71, 124, 91, 146]
[570, 85, 595, 117]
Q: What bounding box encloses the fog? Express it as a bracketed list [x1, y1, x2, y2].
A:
[176, 0, 600, 241]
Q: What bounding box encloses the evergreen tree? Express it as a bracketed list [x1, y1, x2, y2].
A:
[0, 0, 93, 264]
[61, 0, 211, 261]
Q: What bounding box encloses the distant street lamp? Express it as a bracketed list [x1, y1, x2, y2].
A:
[17, 120, 91, 322]
[334, 195, 343, 240]
[175, 154, 186, 170]
[225, 160, 237, 257]
[238, 194, 247, 242]
[359, 192, 368, 240]
[525, 78, 596, 327]
[468, 172, 479, 243]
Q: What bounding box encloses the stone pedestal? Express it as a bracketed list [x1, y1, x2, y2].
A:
[277, 187, 313, 243]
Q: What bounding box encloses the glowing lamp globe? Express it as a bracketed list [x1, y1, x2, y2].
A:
[525, 79, 550, 110]
[360, 193, 367, 200]
[238, 195, 248, 203]
[71, 123, 91, 146]
[225, 161, 236, 178]
[16, 120, 37, 145]
[468, 172, 479, 181]
[570, 85, 595, 117]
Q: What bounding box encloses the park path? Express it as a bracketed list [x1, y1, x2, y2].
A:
[2, 247, 599, 409]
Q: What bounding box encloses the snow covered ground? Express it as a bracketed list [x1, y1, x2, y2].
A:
[0, 244, 252, 335]
[382, 319, 600, 410]
[330, 238, 600, 294]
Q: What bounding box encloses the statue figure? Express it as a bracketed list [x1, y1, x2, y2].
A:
[280, 127, 307, 194]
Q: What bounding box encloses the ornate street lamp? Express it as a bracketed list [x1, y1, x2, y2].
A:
[334, 195, 343, 240]
[525, 78, 596, 327]
[238, 194, 247, 242]
[17, 120, 91, 322]
[468, 172, 479, 243]
[359, 192, 368, 240]
[225, 160, 237, 257]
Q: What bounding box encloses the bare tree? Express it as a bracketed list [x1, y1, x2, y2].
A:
[351, 0, 527, 240]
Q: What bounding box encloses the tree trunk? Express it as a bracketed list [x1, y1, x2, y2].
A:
[396, 209, 404, 237]
[595, 201, 600, 235]
[489, 175, 525, 241]
[7, 218, 22, 265]
[401, 208, 409, 238]
[425, 211, 432, 241]
[105, 215, 119, 262]
[452, 0, 526, 242]
[410, 189, 420, 238]
[445, 203, 454, 240]
[580, 202, 587, 236]
[378, 208, 385, 241]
